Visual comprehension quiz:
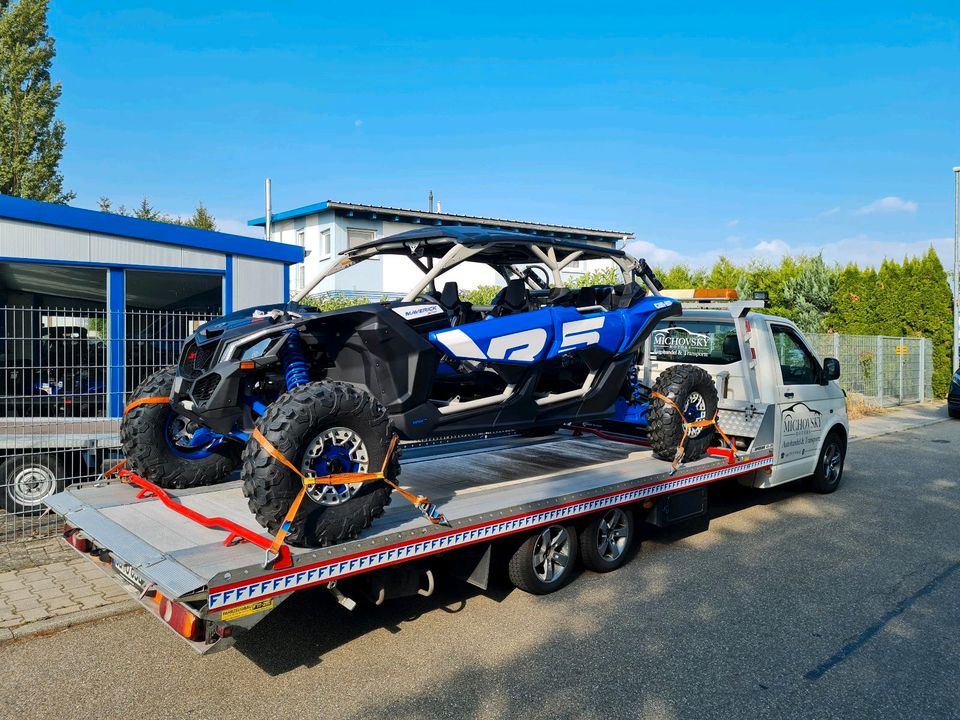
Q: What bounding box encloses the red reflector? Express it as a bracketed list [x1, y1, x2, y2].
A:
[187, 351, 197, 361]
[751, 347, 757, 360]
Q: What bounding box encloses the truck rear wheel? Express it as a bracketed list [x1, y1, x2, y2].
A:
[120, 367, 241, 489]
[242, 381, 398, 547]
[508, 524, 578, 594]
[648, 364, 719, 462]
[579, 507, 634, 572]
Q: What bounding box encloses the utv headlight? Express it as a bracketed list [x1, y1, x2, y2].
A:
[240, 338, 272, 361]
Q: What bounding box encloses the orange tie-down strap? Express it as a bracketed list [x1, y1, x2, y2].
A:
[650, 391, 737, 472]
[251, 428, 449, 558]
[124, 396, 170, 414]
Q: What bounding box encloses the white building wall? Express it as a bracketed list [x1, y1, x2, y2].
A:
[234, 257, 285, 309]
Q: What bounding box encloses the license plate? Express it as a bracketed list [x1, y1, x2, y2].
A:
[113, 560, 146, 590]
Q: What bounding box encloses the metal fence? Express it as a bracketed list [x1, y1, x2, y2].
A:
[1, 306, 215, 542]
[808, 333, 933, 407]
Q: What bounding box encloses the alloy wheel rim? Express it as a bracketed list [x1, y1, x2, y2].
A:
[596, 508, 629, 561]
[302, 427, 369, 506]
[823, 442, 842, 483]
[532, 525, 571, 583]
[684, 391, 708, 438]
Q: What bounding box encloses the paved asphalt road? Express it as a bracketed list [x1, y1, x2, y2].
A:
[2, 418, 958, 720]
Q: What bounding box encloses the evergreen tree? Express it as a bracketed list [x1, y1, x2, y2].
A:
[182, 202, 216, 230]
[0, 0, 72, 202]
[781, 255, 838, 333]
[98, 195, 217, 231]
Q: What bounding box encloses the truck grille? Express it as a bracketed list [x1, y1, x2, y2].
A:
[179, 341, 217, 379]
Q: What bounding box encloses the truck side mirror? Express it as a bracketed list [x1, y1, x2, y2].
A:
[822, 357, 840, 383]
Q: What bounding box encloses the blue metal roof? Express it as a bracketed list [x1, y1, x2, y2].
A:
[0, 194, 303, 264]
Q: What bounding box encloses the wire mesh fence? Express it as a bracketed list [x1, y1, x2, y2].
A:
[808, 333, 933, 407]
[0, 306, 215, 543]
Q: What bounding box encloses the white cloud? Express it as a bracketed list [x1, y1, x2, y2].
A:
[354, 119, 364, 128]
[726, 219, 739, 227]
[625, 235, 950, 271]
[818, 206, 841, 218]
[854, 196, 918, 215]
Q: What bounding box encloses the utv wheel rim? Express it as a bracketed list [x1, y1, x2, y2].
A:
[596, 509, 629, 561]
[683, 391, 708, 438]
[532, 525, 571, 584]
[823, 442, 842, 484]
[11, 465, 57, 506]
[303, 427, 369, 506]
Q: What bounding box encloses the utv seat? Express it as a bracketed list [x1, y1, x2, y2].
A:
[437, 281, 473, 326]
[491, 279, 530, 317]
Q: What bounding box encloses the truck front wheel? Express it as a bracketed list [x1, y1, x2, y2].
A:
[805, 431, 846, 493]
[120, 367, 241, 489]
[242, 381, 398, 547]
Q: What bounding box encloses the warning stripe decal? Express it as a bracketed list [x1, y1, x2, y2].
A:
[208, 455, 773, 611]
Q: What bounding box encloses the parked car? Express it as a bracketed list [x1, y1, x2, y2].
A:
[949, 369, 960, 419]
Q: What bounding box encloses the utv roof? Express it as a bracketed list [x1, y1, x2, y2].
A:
[345, 227, 629, 263]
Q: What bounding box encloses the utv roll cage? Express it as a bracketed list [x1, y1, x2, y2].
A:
[292, 227, 664, 304]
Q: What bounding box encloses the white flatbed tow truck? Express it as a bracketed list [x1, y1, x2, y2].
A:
[45, 300, 849, 654]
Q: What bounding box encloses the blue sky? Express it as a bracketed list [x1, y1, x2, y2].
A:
[48, 2, 959, 268]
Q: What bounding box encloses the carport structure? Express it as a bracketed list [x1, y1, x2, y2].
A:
[0, 194, 302, 416]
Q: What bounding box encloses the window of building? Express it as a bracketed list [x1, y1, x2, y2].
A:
[320, 230, 332, 259]
[347, 228, 376, 249]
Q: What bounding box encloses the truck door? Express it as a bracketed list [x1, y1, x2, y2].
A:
[770, 324, 831, 477]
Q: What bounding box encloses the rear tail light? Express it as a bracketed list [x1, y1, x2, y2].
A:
[158, 596, 204, 641]
[63, 526, 91, 552]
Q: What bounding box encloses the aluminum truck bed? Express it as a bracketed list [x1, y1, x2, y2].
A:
[46, 432, 773, 653]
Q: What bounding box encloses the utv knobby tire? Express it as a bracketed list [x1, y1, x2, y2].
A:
[242, 381, 398, 547]
[648, 364, 719, 462]
[120, 367, 241, 488]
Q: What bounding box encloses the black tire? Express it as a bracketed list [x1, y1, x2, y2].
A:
[648, 364, 719, 461]
[579, 507, 635, 573]
[2, 454, 64, 515]
[804, 430, 846, 494]
[242, 381, 399, 547]
[949, 406, 960, 419]
[507, 524, 578, 594]
[120, 366, 241, 489]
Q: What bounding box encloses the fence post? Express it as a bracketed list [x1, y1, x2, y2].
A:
[107, 269, 126, 417]
[918, 338, 925, 403]
[876, 336, 883, 405]
[898, 336, 904, 405]
[833, 331, 840, 359]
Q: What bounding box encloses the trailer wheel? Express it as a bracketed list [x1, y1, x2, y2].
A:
[508, 524, 578, 594]
[648, 364, 719, 461]
[1, 454, 63, 515]
[242, 381, 398, 547]
[120, 367, 241, 489]
[805, 431, 846, 494]
[579, 507, 634, 572]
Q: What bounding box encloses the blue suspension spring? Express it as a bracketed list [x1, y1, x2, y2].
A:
[279, 328, 311, 390]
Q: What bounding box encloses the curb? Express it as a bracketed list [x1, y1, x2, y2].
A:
[849, 415, 950, 444]
[0, 599, 139, 643]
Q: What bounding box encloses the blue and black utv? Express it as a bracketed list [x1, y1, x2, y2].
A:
[121, 228, 718, 546]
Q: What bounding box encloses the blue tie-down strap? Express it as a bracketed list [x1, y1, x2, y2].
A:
[417, 500, 450, 526]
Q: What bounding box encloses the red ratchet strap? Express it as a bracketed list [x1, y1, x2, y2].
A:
[103, 462, 294, 570]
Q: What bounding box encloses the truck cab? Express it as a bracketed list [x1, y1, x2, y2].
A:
[644, 301, 848, 489]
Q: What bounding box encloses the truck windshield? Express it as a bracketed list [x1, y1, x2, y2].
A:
[650, 320, 741, 365]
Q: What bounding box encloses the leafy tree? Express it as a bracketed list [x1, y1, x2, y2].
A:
[565, 266, 618, 288]
[462, 285, 501, 305]
[0, 0, 72, 202]
[184, 202, 216, 230]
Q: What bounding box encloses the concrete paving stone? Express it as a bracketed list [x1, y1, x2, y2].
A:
[18, 608, 50, 623]
[44, 596, 74, 611]
[11, 598, 42, 611]
[4, 588, 36, 602]
[0, 618, 23, 628]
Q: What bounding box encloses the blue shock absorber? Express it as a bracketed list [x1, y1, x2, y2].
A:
[279, 328, 311, 390]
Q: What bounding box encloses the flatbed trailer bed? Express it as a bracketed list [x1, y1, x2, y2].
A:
[47, 432, 773, 654]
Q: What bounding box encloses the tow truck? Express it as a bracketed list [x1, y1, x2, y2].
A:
[45, 294, 848, 654]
